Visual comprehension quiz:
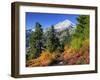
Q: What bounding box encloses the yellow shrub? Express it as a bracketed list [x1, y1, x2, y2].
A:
[63, 46, 77, 61]
[39, 51, 53, 66]
[26, 51, 56, 67]
[82, 39, 89, 50]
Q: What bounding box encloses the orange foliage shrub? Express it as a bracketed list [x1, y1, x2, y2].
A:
[75, 39, 89, 64]
[26, 51, 54, 67]
[63, 46, 77, 62]
[63, 39, 89, 65]
[39, 51, 53, 66]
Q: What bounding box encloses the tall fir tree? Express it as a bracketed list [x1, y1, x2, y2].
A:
[71, 15, 90, 49]
[74, 15, 89, 39]
[29, 22, 43, 57]
[46, 25, 60, 53]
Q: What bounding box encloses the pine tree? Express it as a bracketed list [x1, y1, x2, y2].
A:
[29, 22, 43, 57]
[60, 28, 71, 45]
[46, 25, 60, 53]
[74, 15, 90, 39]
[71, 15, 90, 49]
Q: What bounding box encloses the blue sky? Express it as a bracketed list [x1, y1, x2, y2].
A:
[26, 12, 80, 30]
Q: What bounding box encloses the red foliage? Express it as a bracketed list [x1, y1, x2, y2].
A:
[63, 40, 90, 65]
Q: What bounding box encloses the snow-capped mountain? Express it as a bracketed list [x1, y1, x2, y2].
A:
[54, 19, 75, 32]
[26, 19, 76, 48]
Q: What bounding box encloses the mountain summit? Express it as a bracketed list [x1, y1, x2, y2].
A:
[54, 19, 75, 32]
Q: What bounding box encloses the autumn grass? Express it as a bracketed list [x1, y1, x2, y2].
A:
[26, 39, 89, 67]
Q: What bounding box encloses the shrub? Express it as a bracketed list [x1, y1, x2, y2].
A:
[38, 51, 54, 66]
[70, 38, 83, 50]
[63, 47, 77, 62]
[71, 39, 90, 65]
[82, 39, 89, 50]
[26, 53, 35, 61]
[26, 51, 56, 67]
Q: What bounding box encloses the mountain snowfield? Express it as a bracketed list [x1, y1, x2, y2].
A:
[54, 19, 76, 32]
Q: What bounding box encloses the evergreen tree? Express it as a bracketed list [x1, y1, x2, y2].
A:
[46, 25, 60, 52]
[71, 15, 90, 49]
[74, 15, 90, 39]
[29, 22, 43, 57]
[60, 28, 71, 45]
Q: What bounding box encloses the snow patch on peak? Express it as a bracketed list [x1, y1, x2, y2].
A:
[54, 19, 75, 32]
